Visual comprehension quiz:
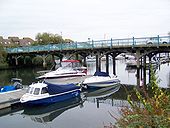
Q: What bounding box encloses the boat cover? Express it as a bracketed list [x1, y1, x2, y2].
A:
[45, 82, 80, 95]
[94, 71, 110, 77]
[0, 85, 16, 92]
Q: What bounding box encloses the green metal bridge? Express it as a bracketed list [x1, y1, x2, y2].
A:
[6, 35, 170, 54]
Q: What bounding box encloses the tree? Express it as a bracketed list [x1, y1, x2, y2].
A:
[35, 32, 65, 45]
[0, 44, 7, 63]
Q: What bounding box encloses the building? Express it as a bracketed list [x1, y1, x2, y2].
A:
[0, 36, 34, 47]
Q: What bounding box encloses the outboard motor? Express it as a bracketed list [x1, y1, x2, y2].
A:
[11, 78, 23, 89]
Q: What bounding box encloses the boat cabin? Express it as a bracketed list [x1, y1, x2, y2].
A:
[26, 82, 49, 96]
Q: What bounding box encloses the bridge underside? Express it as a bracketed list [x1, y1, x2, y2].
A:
[7, 44, 170, 88]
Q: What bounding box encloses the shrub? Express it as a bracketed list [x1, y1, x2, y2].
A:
[108, 66, 170, 128]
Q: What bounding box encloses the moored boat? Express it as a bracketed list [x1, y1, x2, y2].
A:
[82, 71, 120, 88]
[20, 82, 81, 106]
[37, 60, 87, 80]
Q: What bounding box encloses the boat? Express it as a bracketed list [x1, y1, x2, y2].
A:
[22, 96, 83, 123]
[20, 82, 81, 106]
[37, 60, 87, 80]
[82, 71, 120, 88]
[0, 78, 23, 93]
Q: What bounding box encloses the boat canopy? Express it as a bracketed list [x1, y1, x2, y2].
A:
[45, 82, 80, 95]
[94, 71, 110, 77]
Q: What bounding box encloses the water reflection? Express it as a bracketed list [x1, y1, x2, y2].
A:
[84, 85, 121, 108]
[22, 96, 83, 123]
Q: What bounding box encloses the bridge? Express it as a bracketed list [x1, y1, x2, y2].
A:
[5, 35, 170, 87]
[6, 35, 170, 54]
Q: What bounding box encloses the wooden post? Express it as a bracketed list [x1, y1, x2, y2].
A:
[106, 54, 109, 74]
[148, 55, 152, 83]
[136, 50, 140, 88]
[143, 55, 146, 86]
[112, 56, 116, 75]
[96, 54, 99, 72]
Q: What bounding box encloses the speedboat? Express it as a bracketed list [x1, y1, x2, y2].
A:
[82, 71, 120, 88]
[20, 82, 81, 106]
[0, 78, 23, 93]
[37, 60, 87, 80]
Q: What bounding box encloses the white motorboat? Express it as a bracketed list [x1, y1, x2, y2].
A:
[82, 71, 120, 88]
[37, 60, 87, 80]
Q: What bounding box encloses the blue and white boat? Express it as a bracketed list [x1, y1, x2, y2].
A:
[0, 78, 22, 93]
[82, 71, 120, 88]
[20, 82, 81, 106]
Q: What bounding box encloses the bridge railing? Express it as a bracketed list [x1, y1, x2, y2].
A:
[6, 35, 170, 54]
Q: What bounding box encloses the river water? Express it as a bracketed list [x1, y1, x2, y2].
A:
[0, 60, 169, 128]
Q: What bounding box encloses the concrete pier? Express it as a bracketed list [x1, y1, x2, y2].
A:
[0, 89, 26, 109]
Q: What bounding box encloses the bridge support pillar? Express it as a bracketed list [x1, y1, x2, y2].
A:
[75, 53, 79, 60]
[148, 55, 152, 83]
[14, 56, 21, 66]
[143, 55, 146, 87]
[136, 50, 140, 88]
[112, 56, 116, 75]
[96, 54, 99, 72]
[51, 55, 56, 70]
[83, 56, 87, 67]
[99, 57, 101, 72]
[42, 55, 48, 69]
[106, 54, 109, 74]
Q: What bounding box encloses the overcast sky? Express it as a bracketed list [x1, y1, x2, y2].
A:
[0, 0, 170, 41]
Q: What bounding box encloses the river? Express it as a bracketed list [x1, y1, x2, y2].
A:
[0, 60, 169, 128]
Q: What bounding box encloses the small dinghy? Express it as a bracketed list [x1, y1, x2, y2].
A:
[82, 71, 120, 88]
[20, 82, 81, 106]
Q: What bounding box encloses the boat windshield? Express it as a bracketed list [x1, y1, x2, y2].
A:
[26, 87, 34, 94]
[61, 62, 81, 68]
[33, 88, 40, 95]
[41, 87, 48, 94]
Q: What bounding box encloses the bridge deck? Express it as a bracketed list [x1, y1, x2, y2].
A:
[6, 35, 170, 54]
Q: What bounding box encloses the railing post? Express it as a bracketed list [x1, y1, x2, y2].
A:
[110, 38, 112, 48]
[157, 35, 160, 47]
[60, 43, 62, 50]
[132, 37, 135, 47]
[75, 42, 77, 49]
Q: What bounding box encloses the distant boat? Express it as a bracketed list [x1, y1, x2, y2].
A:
[86, 56, 96, 62]
[82, 71, 120, 88]
[20, 82, 81, 106]
[126, 59, 137, 67]
[37, 60, 87, 80]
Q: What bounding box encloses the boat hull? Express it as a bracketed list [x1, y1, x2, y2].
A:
[86, 81, 120, 88]
[22, 89, 81, 106]
[83, 76, 120, 88]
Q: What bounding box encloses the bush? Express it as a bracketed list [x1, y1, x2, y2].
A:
[108, 66, 170, 128]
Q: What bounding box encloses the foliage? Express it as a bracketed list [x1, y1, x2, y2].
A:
[32, 56, 43, 66]
[0, 44, 7, 64]
[35, 32, 65, 45]
[108, 66, 170, 128]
